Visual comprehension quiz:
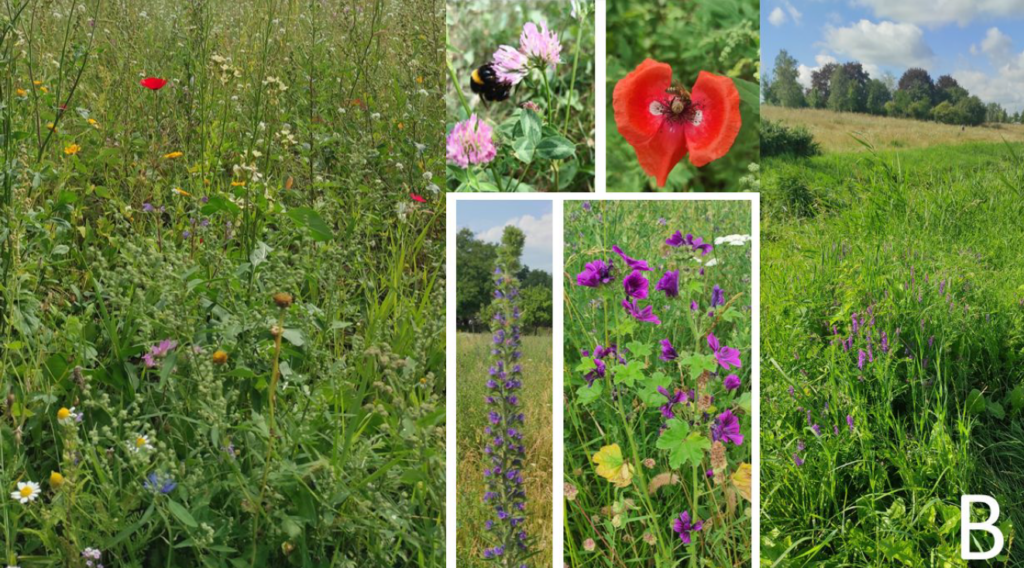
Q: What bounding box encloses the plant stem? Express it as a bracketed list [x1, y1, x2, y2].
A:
[562, 17, 584, 135]
[446, 56, 471, 117]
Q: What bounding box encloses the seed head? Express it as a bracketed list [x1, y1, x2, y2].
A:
[272, 292, 294, 309]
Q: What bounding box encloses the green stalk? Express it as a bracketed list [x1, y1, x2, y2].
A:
[562, 17, 585, 135]
[446, 56, 471, 117]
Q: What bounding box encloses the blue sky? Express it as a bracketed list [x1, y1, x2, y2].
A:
[762, 0, 1024, 112]
[457, 200, 553, 273]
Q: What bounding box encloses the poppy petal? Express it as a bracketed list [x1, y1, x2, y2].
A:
[140, 77, 168, 90]
[612, 59, 672, 147]
[410, 193, 427, 203]
[631, 121, 688, 187]
[684, 71, 741, 168]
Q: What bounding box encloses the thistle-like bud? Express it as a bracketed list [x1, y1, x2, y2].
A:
[272, 292, 294, 309]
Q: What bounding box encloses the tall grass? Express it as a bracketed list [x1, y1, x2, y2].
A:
[761, 142, 1024, 566]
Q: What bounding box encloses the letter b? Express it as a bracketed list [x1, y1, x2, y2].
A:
[961, 495, 1004, 560]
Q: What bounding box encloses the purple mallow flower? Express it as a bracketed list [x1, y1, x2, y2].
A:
[710, 285, 725, 308]
[657, 386, 687, 419]
[611, 245, 651, 271]
[622, 298, 660, 324]
[622, 270, 649, 299]
[723, 374, 741, 391]
[665, 231, 713, 256]
[655, 270, 679, 298]
[659, 339, 678, 362]
[712, 410, 744, 446]
[707, 333, 741, 370]
[576, 259, 614, 288]
[671, 511, 703, 544]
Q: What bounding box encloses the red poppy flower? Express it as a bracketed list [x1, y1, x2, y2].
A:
[410, 193, 427, 203]
[140, 77, 168, 91]
[613, 59, 741, 187]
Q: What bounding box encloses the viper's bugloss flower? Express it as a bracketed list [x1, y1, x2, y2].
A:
[672, 511, 703, 544]
[857, 349, 866, 369]
[847, 414, 855, 431]
[446, 115, 497, 168]
[140, 77, 168, 90]
[492, 45, 528, 85]
[811, 424, 821, 437]
[723, 374, 741, 391]
[707, 333, 741, 370]
[576, 259, 614, 287]
[711, 285, 725, 308]
[622, 269, 649, 299]
[666, 231, 714, 256]
[655, 270, 679, 298]
[481, 228, 531, 564]
[611, 245, 651, 271]
[792, 453, 805, 467]
[712, 410, 744, 446]
[519, 22, 561, 68]
[144, 472, 177, 494]
[613, 60, 741, 187]
[622, 298, 660, 324]
[659, 339, 678, 362]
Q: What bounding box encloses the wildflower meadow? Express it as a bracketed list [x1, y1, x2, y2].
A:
[446, 0, 595, 192]
[564, 200, 752, 567]
[0, 1, 445, 566]
[761, 141, 1024, 565]
[606, 0, 760, 192]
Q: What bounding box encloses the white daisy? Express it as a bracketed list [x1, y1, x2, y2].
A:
[56, 406, 80, 425]
[129, 434, 154, 453]
[10, 481, 41, 504]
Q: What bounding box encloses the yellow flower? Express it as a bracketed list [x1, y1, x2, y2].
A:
[64, 143, 81, 156]
[416, 76, 424, 84]
[212, 350, 229, 365]
[49, 471, 65, 489]
[87, 118, 100, 129]
[230, 181, 246, 187]
[57, 407, 71, 421]
[163, 151, 183, 159]
[47, 122, 57, 132]
[15, 88, 27, 97]
[592, 444, 634, 488]
[173, 187, 191, 197]
[397, 122, 405, 130]
[731, 463, 752, 502]
[33, 80, 42, 86]
[39, 86, 48, 94]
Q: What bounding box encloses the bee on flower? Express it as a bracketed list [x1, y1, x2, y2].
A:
[129, 434, 154, 453]
[10, 481, 41, 504]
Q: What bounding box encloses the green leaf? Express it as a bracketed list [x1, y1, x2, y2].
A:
[200, 194, 241, 216]
[613, 360, 644, 388]
[988, 401, 1005, 419]
[966, 389, 986, 415]
[287, 207, 333, 242]
[166, 499, 198, 528]
[513, 109, 542, 164]
[656, 419, 711, 469]
[1008, 385, 1024, 411]
[574, 357, 597, 374]
[576, 381, 604, 405]
[733, 77, 760, 110]
[624, 340, 653, 359]
[536, 135, 576, 160]
[250, 241, 272, 267]
[281, 328, 305, 347]
[639, 371, 672, 406]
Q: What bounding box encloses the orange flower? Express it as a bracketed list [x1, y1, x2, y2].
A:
[64, 143, 81, 155]
[164, 151, 183, 159]
[613, 60, 741, 187]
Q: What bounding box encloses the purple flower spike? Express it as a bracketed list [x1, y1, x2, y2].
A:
[659, 339, 678, 362]
[710, 285, 725, 308]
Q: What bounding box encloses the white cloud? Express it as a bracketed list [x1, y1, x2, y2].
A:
[956, 27, 1024, 113]
[824, 20, 934, 69]
[797, 54, 837, 89]
[477, 213, 554, 252]
[854, 0, 1024, 27]
[768, 7, 787, 27]
[784, 0, 803, 25]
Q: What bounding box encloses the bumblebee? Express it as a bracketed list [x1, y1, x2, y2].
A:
[470, 63, 511, 102]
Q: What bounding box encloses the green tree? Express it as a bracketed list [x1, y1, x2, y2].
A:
[771, 50, 806, 108]
[517, 286, 553, 331]
[931, 101, 963, 124]
[455, 228, 497, 328]
[827, 66, 856, 112]
[865, 79, 891, 115]
[897, 68, 935, 105]
[956, 95, 986, 126]
[810, 62, 839, 107]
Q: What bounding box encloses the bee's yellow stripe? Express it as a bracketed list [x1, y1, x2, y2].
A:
[471, 69, 484, 85]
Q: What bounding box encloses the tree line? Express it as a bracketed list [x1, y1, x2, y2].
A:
[456, 227, 553, 333]
[763, 50, 1019, 126]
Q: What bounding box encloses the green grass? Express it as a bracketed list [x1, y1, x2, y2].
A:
[761, 142, 1024, 566]
[456, 332, 553, 568]
[563, 200, 752, 567]
[0, 0, 445, 566]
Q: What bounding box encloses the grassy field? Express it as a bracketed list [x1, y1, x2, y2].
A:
[0, 1, 445, 566]
[763, 105, 1024, 153]
[761, 141, 1024, 565]
[456, 332, 553, 567]
[563, 201, 752, 567]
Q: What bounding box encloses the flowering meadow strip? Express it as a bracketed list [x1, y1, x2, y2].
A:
[563, 200, 752, 567]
